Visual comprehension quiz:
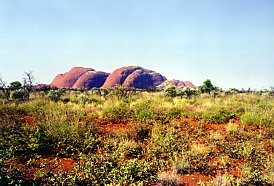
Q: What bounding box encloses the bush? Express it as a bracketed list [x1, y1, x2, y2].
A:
[47, 90, 62, 102]
[241, 108, 274, 127]
[101, 101, 133, 123]
[78, 94, 89, 105]
[164, 86, 177, 97]
[11, 89, 29, 101]
[137, 109, 154, 121]
[72, 155, 157, 185]
[202, 107, 235, 124]
[1, 91, 273, 185]
[148, 124, 188, 161]
[115, 140, 143, 159]
[174, 146, 211, 175]
[167, 107, 190, 120]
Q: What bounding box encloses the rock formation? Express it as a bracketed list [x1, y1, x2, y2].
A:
[51, 66, 193, 90]
[102, 66, 166, 89]
[51, 67, 109, 89]
[73, 71, 110, 89]
[158, 79, 194, 90]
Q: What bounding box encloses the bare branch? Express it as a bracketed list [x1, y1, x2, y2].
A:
[23, 70, 35, 87]
[0, 75, 10, 100]
[0, 75, 7, 89]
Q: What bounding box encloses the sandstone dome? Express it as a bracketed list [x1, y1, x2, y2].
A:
[158, 79, 194, 90]
[51, 67, 109, 89]
[102, 66, 166, 89]
[73, 71, 110, 89]
[50, 66, 193, 90]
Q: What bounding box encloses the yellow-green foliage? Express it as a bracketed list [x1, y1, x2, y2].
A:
[226, 122, 239, 134]
[202, 107, 235, 124]
[241, 107, 274, 127]
[0, 92, 273, 185]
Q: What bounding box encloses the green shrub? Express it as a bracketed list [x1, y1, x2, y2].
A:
[137, 109, 153, 121]
[87, 97, 103, 105]
[167, 107, 190, 120]
[78, 93, 89, 104]
[118, 159, 156, 184]
[73, 155, 156, 185]
[101, 101, 133, 123]
[202, 107, 235, 124]
[1, 92, 274, 185]
[234, 107, 245, 117]
[61, 97, 70, 103]
[115, 140, 143, 159]
[35, 102, 85, 124]
[0, 101, 98, 158]
[148, 124, 188, 161]
[174, 146, 211, 175]
[125, 122, 152, 142]
[241, 108, 274, 127]
[35, 122, 100, 156]
[218, 140, 267, 167]
[258, 103, 273, 109]
[47, 90, 62, 102]
[240, 167, 270, 186]
[11, 89, 29, 101]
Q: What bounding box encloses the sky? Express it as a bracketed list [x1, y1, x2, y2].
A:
[0, 0, 273, 89]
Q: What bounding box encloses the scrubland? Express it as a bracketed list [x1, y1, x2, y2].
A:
[0, 91, 273, 185]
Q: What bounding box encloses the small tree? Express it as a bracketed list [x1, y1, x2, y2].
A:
[0, 75, 10, 100]
[113, 85, 128, 100]
[201, 79, 215, 95]
[11, 89, 29, 101]
[9, 81, 22, 90]
[176, 89, 185, 98]
[164, 86, 177, 97]
[179, 87, 197, 98]
[225, 88, 239, 95]
[100, 88, 109, 99]
[23, 71, 35, 90]
[23, 70, 35, 97]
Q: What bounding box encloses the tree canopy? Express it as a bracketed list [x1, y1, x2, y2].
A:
[201, 79, 215, 94]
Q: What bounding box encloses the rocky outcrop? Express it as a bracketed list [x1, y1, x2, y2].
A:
[51, 74, 64, 88]
[73, 71, 110, 89]
[183, 81, 194, 88]
[51, 67, 109, 89]
[158, 79, 194, 89]
[51, 66, 193, 90]
[102, 66, 166, 89]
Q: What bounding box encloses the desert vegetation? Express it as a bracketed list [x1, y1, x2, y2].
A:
[0, 77, 273, 185]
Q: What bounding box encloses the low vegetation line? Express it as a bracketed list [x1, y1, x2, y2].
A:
[0, 80, 273, 185]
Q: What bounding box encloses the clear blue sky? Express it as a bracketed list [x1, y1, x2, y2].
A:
[0, 0, 273, 89]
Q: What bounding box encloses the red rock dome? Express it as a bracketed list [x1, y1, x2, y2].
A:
[51, 66, 193, 90]
[158, 79, 194, 89]
[73, 71, 110, 89]
[102, 66, 166, 89]
[51, 67, 109, 89]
